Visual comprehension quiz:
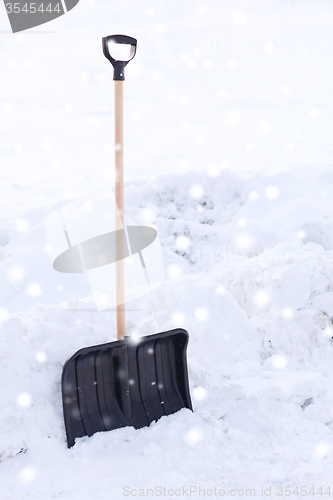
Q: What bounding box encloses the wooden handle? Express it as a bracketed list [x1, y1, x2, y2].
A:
[115, 80, 126, 339]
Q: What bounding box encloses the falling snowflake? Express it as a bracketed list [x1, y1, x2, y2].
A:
[314, 442, 330, 459]
[128, 332, 141, 345]
[207, 164, 220, 177]
[141, 208, 156, 223]
[265, 44, 275, 53]
[195, 307, 209, 321]
[27, 283, 42, 297]
[282, 308, 293, 319]
[226, 110, 240, 126]
[15, 218, 29, 232]
[309, 108, 320, 118]
[193, 386, 206, 401]
[195, 5, 205, 15]
[254, 289, 270, 308]
[0, 308, 9, 322]
[65, 103, 74, 113]
[233, 10, 247, 25]
[44, 244, 53, 253]
[265, 185, 279, 199]
[18, 466, 37, 483]
[178, 159, 187, 169]
[248, 190, 258, 201]
[17, 393, 32, 408]
[184, 427, 203, 446]
[176, 236, 189, 250]
[7, 265, 25, 284]
[168, 264, 181, 279]
[190, 185, 204, 199]
[96, 293, 109, 306]
[235, 233, 254, 250]
[272, 356, 287, 369]
[172, 312, 185, 325]
[323, 326, 332, 337]
[82, 201, 93, 211]
[146, 8, 154, 18]
[35, 352, 47, 363]
[2, 101, 12, 111]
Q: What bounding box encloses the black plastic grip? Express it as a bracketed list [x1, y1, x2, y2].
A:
[102, 34, 137, 81]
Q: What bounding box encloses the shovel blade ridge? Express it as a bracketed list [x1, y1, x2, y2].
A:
[62, 328, 192, 447]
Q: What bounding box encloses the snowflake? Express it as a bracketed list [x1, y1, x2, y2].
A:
[172, 312, 185, 326]
[15, 218, 29, 232]
[27, 283, 42, 297]
[265, 185, 279, 199]
[190, 185, 204, 199]
[17, 393, 32, 408]
[193, 386, 206, 401]
[184, 427, 202, 446]
[195, 307, 209, 321]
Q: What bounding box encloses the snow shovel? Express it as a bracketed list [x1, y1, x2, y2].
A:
[61, 35, 192, 448]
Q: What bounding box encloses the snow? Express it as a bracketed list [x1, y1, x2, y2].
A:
[1, 0, 333, 498]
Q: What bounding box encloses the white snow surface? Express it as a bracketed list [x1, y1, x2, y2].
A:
[1, 0, 333, 498]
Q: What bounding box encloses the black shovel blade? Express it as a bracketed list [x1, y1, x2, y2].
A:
[61, 328, 192, 447]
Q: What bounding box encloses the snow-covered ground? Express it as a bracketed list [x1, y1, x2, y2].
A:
[1, 1, 333, 498]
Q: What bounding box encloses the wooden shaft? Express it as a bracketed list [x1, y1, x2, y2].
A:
[115, 80, 126, 339]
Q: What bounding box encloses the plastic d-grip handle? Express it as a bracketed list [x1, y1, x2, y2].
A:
[102, 34, 137, 81]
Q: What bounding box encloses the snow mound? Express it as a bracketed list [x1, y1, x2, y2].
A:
[2, 167, 333, 497]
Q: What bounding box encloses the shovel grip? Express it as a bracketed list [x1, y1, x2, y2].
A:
[102, 34, 137, 81]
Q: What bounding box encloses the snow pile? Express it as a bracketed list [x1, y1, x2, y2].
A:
[1, 167, 333, 498]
